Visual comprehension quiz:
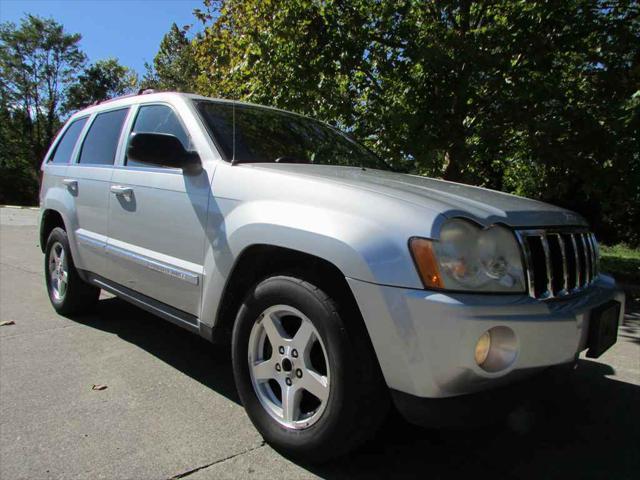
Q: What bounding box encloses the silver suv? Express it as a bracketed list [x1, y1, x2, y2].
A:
[39, 91, 625, 461]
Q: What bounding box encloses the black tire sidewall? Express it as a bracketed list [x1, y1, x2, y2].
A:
[45, 227, 71, 309]
[44, 226, 98, 315]
[232, 276, 360, 460]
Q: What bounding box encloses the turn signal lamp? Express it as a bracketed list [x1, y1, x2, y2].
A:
[408, 238, 444, 289]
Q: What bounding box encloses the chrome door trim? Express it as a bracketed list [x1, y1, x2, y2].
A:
[106, 243, 200, 285]
[76, 230, 107, 250]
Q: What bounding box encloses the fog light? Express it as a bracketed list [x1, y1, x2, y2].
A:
[475, 331, 491, 366]
[474, 326, 518, 373]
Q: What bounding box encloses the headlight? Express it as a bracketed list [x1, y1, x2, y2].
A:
[409, 219, 525, 292]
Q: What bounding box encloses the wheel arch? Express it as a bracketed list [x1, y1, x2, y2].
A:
[40, 209, 67, 252]
[212, 244, 374, 354]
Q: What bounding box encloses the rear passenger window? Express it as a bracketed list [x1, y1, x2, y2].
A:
[126, 105, 190, 167]
[78, 108, 128, 165]
[49, 117, 88, 164]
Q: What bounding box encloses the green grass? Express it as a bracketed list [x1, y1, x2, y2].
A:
[600, 244, 640, 284]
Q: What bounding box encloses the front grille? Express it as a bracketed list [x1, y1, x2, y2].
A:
[515, 229, 599, 299]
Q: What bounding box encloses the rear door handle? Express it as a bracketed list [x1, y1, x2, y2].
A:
[62, 178, 77, 190]
[110, 185, 134, 196]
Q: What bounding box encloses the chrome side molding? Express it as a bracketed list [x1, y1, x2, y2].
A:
[107, 244, 200, 285]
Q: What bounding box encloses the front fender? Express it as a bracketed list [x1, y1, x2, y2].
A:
[227, 200, 383, 279]
[199, 197, 426, 328]
[197, 162, 447, 328]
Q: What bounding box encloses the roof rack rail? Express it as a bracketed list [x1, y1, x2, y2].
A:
[88, 89, 161, 108]
[93, 93, 136, 106]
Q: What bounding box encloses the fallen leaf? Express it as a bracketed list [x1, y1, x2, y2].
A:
[0, 320, 15, 326]
[91, 384, 107, 391]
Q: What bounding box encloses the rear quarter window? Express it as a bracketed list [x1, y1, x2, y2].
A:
[78, 108, 129, 165]
[48, 117, 88, 164]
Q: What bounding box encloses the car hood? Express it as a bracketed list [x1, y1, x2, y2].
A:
[248, 164, 587, 228]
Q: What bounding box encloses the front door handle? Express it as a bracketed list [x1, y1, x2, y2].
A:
[110, 185, 134, 196]
[62, 178, 77, 190]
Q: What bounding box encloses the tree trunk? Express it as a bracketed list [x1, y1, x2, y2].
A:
[442, 0, 472, 185]
[443, 134, 469, 183]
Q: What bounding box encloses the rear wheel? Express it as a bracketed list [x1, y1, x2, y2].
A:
[45, 227, 100, 315]
[232, 275, 388, 462]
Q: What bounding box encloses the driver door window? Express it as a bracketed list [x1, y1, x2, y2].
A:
[126, 104, 191, 168]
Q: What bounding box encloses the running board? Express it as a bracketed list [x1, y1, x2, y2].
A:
[88, 274, 200, 335]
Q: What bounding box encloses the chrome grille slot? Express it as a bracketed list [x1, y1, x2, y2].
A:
[516, 229, 599, 299]
[547, 234, 566, 295]
[577, 234, 590, 285]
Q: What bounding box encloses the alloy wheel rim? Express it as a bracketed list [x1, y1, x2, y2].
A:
[248, 304, 330, 430]
[48, 242, 68, 302]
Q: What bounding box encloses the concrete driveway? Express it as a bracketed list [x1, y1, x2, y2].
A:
[1, 207, 639, 479]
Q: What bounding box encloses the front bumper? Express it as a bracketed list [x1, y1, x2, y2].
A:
[389, 361, 577, 427]
[347, 274, 624, 400]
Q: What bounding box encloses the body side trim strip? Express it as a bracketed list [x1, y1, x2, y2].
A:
[106, 243, 200, 285]
[76, 230, 107, 249]
[76, 230, 200, 285]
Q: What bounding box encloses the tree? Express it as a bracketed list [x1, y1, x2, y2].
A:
[1, 15, 86, 204]
[192, 0, 640, 245]
[142, 23, 198, 91]
[0, 14, 86, 168]
[64, 58, 139, 112]
[0, 91, 40, 204]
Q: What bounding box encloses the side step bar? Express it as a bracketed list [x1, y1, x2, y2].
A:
[87, 273, 200, 335]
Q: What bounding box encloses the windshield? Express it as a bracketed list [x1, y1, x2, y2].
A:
[195, 101, 391, 170]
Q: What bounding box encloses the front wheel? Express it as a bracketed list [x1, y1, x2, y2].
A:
[45, 227, 100, 315]
[232, 275, 388, 462]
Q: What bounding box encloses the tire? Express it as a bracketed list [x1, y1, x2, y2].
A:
[232, 275, 389, 463]
[44, 227, 100, 315]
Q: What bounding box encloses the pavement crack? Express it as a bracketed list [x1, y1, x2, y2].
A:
[0, 261, 40, 276]
[167, 441, 266, 479]
[1, 323, 82, 339]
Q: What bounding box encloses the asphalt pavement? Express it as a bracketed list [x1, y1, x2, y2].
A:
[1, 207, 639, 479]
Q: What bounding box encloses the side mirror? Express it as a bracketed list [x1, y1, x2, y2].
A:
[127, 133, 201, 174]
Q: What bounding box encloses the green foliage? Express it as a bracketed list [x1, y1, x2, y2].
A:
[192, 0, 640, 245]
[0, 16, 139, 205]
[1, 5, 638, 249]
[65, 58, 138, 112]
[142, 23, 199, 91]
[600, 244, 640, 284]
[0, 105, 40, 205]
[0, 14, 86, 205]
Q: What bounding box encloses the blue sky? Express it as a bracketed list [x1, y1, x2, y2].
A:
[0, 0, 204, 74]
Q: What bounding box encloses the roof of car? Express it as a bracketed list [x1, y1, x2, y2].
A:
[71, 91, 300, 120]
